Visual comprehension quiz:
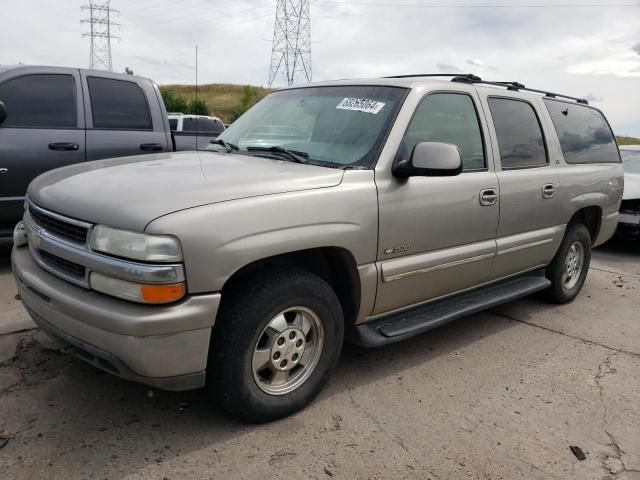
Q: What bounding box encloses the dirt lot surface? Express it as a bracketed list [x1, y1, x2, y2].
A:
[0, 238, 638, 480]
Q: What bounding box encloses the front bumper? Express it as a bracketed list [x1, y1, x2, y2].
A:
[12, 246, 221, 391]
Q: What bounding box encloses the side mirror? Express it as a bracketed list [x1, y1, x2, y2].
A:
[0, 101, 6, 125]
[393, 141, 463, 178]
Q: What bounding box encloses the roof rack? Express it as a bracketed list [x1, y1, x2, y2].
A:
[467, 78, 589, 105]
[384, 73, 481, 81]
[383, 73, 588, 105]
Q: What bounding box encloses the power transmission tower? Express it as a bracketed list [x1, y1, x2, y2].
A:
[268, 0, 312, 87]
[81, 1, 120, 71]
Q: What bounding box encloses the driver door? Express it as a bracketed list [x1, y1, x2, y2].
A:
[374, 91, 499, 315]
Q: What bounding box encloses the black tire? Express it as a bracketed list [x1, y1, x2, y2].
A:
[544, 223, 592, 304]
[206, 268, 344, 422]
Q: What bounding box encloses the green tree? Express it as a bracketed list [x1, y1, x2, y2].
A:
[124, 67, 134, 75]
[160, 87, 188, 113]
[232, 85, 257, 121]
[187, 98, 210, 115]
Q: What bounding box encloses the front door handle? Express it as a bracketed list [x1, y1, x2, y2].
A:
[479, 188, 498, 206]
[140, 143, 163, 152]
[48, 142, 79, 151]
[542, 183, 556, 199]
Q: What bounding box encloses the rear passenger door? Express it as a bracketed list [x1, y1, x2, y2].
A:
[481, 95, 565, 278]
[0, 68, 85, 235]
[82, 73, 169, 161]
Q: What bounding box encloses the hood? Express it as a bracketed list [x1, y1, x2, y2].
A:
[623, 173, 640, 200]
[28, 151, 344, 231]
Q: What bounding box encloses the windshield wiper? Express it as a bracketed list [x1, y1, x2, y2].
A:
[246, 145, 309, 164]
[209, 138, 239, 153]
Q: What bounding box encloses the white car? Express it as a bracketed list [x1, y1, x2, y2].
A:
[168, 113, 225, 150]
[619, 145, 640, 237]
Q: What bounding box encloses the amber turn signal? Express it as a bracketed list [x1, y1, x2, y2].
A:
[140, 283, 186, 304]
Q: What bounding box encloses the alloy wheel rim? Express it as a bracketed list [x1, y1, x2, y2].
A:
[251, 306, 324, 395]
[561, 241, 584, 290]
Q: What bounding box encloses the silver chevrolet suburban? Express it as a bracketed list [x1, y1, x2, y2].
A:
[12, 74, 623, 422]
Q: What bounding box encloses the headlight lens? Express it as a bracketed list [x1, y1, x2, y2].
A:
[89, 225, 182, 263]
[90, 272, 186, 304]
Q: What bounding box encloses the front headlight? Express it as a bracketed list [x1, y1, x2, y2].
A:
[89, 225, 183, 263]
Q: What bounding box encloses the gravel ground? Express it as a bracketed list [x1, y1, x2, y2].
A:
[0, 238, 638, 480]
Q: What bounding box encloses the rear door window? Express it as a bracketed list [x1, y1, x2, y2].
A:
[400, 92, 486, 170]
[488, 97, 548, 169]
[168, 118, 178, 130]
[198, 118, 225, 134]
[182, 117, 197, 132]
[543, 99, 619, 164]
[87, 77, 152, 130]
[0, 74, 76, 128]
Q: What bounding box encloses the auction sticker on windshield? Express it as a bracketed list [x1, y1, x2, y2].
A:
[336, 98, 386, 114]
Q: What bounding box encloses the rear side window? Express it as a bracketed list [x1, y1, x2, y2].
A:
[401, 93, 485, 170]
[182, 117, 197, 132]
[198, 118, 225, 134]
[168, 118, 178, 130]
[181, 117, 225, 134]
[0, 74, 76, 128]
[88, 77, 152, 130]
[488, 97, 547, 169]
[543, 99, 619, 164]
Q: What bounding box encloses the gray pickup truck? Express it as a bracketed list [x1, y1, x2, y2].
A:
[12, 74, 623, 422]
[0, 65, 215, 237]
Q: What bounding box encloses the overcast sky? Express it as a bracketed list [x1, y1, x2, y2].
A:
[1, 0, 639, 135]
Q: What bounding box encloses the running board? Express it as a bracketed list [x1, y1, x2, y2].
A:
[350, 270, 550, 347]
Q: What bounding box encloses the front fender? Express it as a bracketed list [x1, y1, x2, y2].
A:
[146, 172, 378, 293]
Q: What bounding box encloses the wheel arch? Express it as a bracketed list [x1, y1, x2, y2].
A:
[220, 247, 362, 327]
[567, 205, 602, 242]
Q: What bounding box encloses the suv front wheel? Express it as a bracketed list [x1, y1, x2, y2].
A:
[207, 268, 344, 422]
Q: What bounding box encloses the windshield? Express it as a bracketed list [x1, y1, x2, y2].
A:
[215, 86, 407, 168]
[622, 149, 640, 174]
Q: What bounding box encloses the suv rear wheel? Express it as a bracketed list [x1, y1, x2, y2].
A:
[207, 268, 344, 422]
[544, 223, 592, 303]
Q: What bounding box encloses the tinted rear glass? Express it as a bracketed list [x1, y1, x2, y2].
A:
[168, 118, 178, 130]
[0, 74, 76, 128]
[88, 77, 152, 130]
[182, 117, 225, 134]
[199, 118, 224, 134]
[182, 117, 196, 132]
[488, 97, 547, 169]
[544, 99, 619, 164]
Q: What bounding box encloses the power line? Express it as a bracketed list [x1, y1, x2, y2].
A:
[81, 1, 120, 71]
[124, 9, 274, 41]
[269, 0, 312, 87]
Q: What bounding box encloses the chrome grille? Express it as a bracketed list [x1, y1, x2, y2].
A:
[28, 203, 89, 244]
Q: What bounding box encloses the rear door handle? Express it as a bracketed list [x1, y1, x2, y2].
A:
[479, 188, 498, 206]
[48, 142, 79, 151]
[542, 184, 556, 199]
[140, 143, 163, 152]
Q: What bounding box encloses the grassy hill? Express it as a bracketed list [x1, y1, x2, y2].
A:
[616, 136, 640, 146]
[160, 83, 272, 124]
